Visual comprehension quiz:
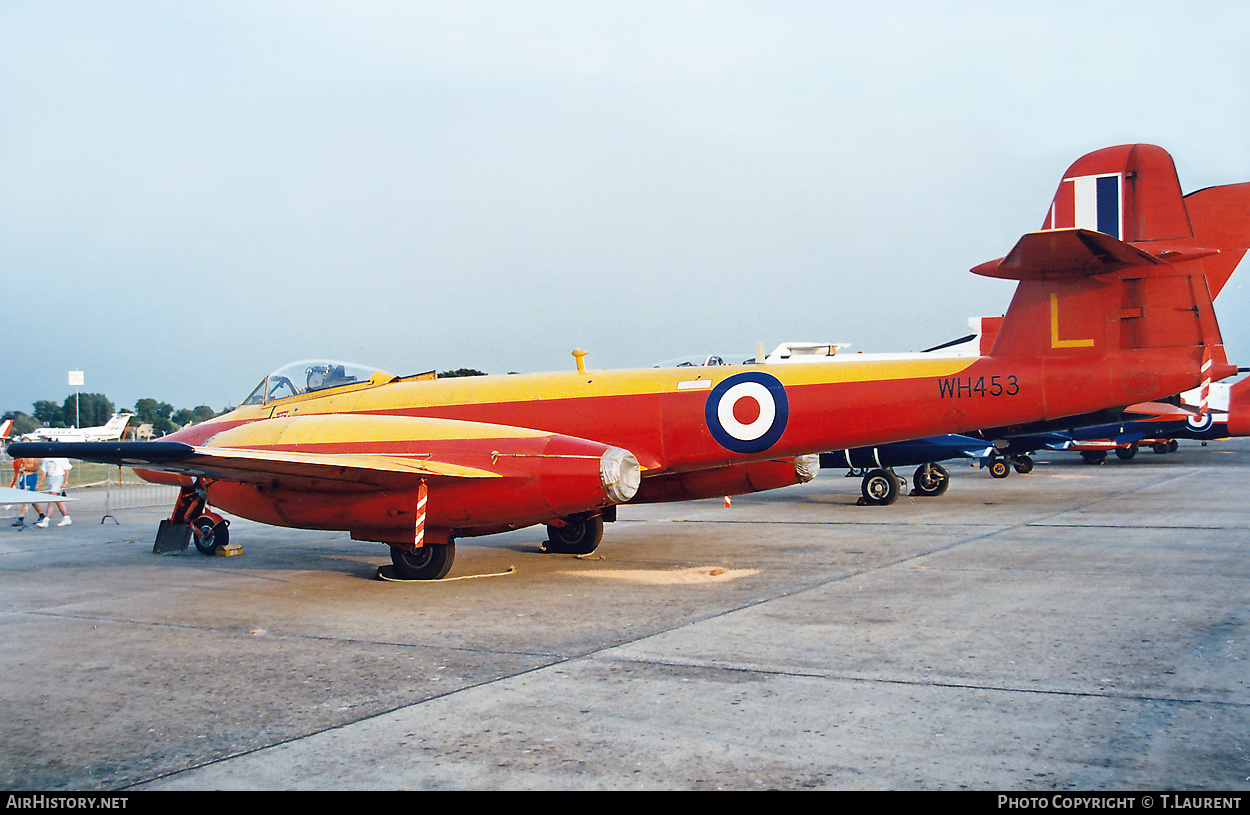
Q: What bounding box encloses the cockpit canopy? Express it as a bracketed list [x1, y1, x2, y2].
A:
[241, 360, 396, 406]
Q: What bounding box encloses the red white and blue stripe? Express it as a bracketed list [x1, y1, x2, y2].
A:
[1044, 173, 1123, 239]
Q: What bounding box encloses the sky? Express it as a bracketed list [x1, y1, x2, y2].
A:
[3, 0, 1249, 416]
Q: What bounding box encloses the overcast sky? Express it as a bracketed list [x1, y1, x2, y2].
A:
[3, 1, 1248, 416]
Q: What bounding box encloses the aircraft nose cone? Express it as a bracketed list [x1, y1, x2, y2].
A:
[600, 447, 641, 504]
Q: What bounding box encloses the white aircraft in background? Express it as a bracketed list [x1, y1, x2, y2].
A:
[24, 413, 133, 443]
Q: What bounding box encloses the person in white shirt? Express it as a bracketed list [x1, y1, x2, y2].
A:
[35, 458, 72, 528]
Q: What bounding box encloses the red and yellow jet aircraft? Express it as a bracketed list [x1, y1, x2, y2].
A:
[11, 144, 1247, 580]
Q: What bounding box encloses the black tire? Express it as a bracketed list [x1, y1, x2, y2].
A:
[192, 516, 228, 555]
[544, 513, 605, 555]
[1167, 439, 1179, 453]
[1012, 455, 1034, 474]
[390, 543, 456, 580]
[1081, 451, 1107, 464]
[912, 463, 949, 497]
[1152, 441, 1169, 454]
[861, 469, 901, 505]
[989, 459, 1011, 479]
[1115, 442, 1138, 460]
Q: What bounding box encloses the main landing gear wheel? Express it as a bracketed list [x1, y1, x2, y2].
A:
[911, 463, 950, 497]
[1115, 442, 1139, 460]
[989, 458, 1011, 479]
[192, 516, 230, 555]
[1012, 455, 1034, 474]
[860, 468, 901, 505]
[543, 513, 604, 555]
[1081, 451, 1107, 464]
[385, 543, 456, 581]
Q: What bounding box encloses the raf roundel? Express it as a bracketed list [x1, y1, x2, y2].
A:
[704, 371, 789, 454]
[1186, 411, 1214, 432]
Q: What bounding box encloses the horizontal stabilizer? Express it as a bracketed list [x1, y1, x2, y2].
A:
[1121, 401, 1224, 418]
[972, 229, 1166, 280]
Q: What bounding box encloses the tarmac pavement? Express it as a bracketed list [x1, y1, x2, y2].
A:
[1, 440, 1247, 791]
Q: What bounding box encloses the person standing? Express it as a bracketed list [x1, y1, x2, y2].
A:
[35, 457, 72, 527]
[11, 449, 45, 528]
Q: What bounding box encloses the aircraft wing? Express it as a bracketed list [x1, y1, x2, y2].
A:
[8, 441, 499, 490]
[0, 486, 76, 505]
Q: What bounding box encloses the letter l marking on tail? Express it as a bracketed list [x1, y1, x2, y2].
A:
[1050, 292, 1095, 348]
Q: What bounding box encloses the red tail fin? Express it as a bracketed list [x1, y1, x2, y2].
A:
[974, 144, 1236, 383]
[1226, 377, 1250, 437]
[1039, 143, 1192, 242]
[1183, 182, 1250, 299]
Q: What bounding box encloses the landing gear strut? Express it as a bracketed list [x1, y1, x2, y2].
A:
[153, 480, 230, 556]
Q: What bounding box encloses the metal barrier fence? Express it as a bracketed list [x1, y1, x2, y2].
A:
[101, 466, 179, 524]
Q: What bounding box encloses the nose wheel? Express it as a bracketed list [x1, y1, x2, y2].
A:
[191, 516, 230, 555]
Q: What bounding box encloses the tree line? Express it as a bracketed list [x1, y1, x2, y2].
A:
[3, 394, 227, 438]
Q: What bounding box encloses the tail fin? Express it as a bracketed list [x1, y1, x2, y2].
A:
[1039, 143, 1192, 242]
[1183, 182, 1250, 299]
[1226, 376, 1250, 437]
[974, 143, 1237, 382]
